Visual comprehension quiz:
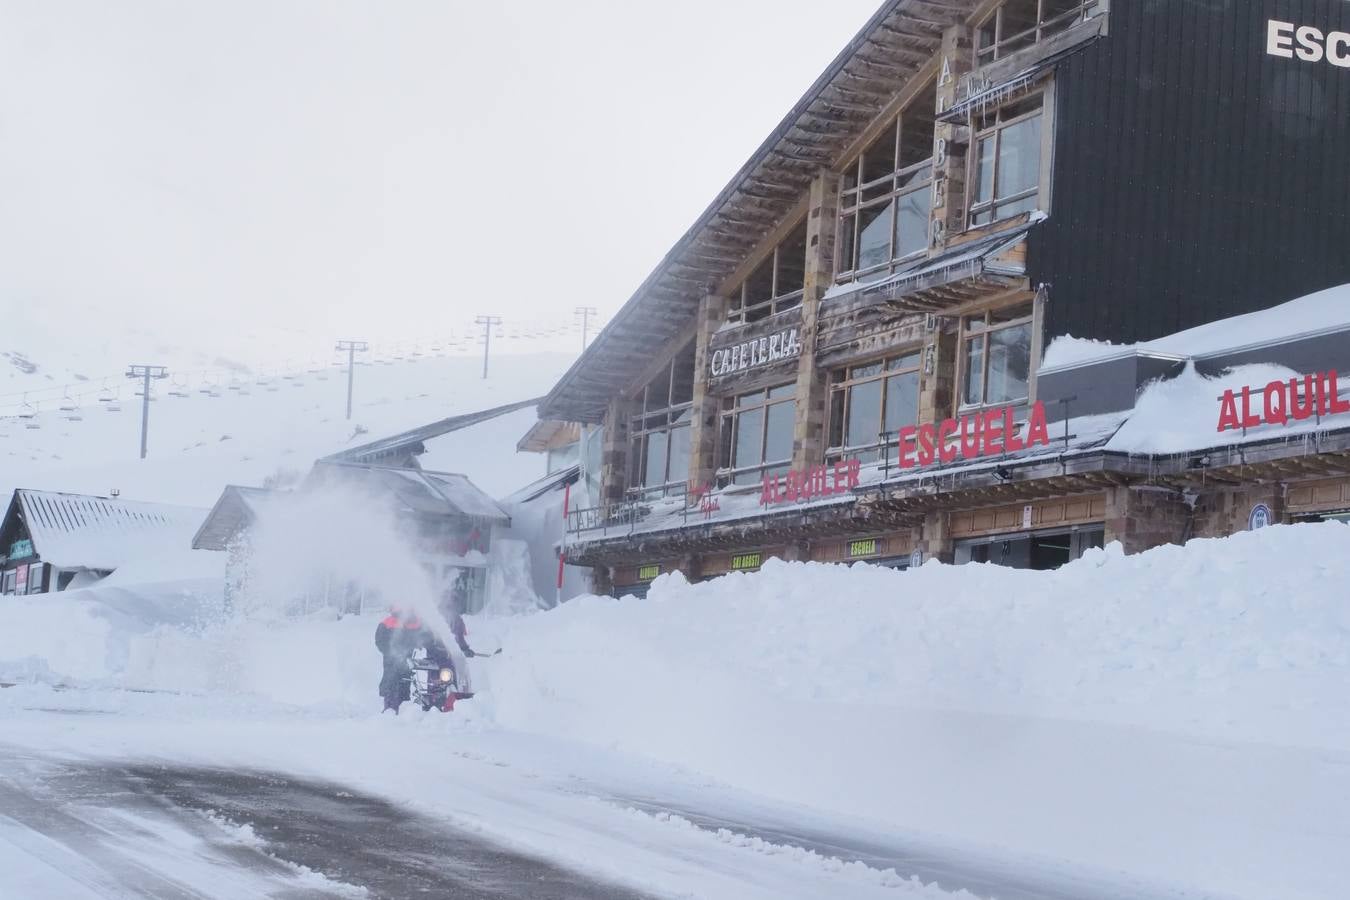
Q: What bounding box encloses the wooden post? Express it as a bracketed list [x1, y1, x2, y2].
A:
[930, 23, 973, 256]
[688, 291, 728, 491]
[791, 170, 841, 470]
[599, 396, 634, 507]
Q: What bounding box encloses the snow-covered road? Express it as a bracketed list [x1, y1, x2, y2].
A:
[0, 750, 650, 899]
[0, 689, 1195, 900]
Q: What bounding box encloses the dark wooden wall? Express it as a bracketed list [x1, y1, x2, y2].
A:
[1030, 0, 1350, 345]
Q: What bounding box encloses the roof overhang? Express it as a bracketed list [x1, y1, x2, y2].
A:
[539, 0, 979, 424]
[516, 419, 581, 453]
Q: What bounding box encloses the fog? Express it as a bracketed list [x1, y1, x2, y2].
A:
[0, 0, 882, 362]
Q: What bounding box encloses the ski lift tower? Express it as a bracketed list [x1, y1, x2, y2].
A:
[125, 365, 169, 459]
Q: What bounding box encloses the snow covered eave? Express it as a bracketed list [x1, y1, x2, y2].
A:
[566, 425, 1350, 563]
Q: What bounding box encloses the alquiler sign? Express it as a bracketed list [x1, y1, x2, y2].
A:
[896, 401, 1051, 469]
[1217, 370, 1350, 432]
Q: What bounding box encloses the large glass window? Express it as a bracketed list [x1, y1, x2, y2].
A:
[718, 384, 796, 486]
[627, 342, 696, 498]
[728, 222, 807, 324]
[827, 351, 922, 463]
[961, 304, 1033, 408]
[838, 82, 936, 285]
[969, 96, 1044, 227]
[976, 0, 1100, 65]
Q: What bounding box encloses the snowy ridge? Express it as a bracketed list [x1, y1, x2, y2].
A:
[0, 351, 571, 507]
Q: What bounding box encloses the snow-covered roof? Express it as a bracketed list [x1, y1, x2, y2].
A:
[326, 398, 543, 466]
[308, 462, 509, 524]
[191, 485, 284, 552]
[8, 489, 207, 570]
[1043, 282, 1350, 371]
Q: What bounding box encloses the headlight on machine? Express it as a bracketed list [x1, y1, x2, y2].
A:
[439, 668, 453, 683]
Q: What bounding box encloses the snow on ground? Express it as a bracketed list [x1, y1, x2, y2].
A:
[0, 350, 566, 506]
[3, 523, 1349, 898]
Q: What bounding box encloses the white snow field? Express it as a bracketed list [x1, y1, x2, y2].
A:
[4, 522, 1348, 898]
[0, 348, 573, 506]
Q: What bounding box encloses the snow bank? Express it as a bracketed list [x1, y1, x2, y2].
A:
[479, 524, 1350, 899]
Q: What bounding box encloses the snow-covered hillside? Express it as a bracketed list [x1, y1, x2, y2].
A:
[0, 349, 572, 506]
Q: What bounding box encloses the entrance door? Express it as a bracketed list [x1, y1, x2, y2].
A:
[955, 525, 1104, 571]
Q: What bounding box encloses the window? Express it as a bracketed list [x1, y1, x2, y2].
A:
[718, 384, 796, 486]
[838, 82, 936, 284]
[960, 303, 1034, 408]
[1, 570, 13, 595]
[728, 222, 807, 324]
[976, 0, 1100, 65]
[627, 342, 696, 498]
[827, 351, 922, 463]
[546, 442, 579, 475]
[969, 96, 1044, 227]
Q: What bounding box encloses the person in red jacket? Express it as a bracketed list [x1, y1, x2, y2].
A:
[375, 606, 434, 712]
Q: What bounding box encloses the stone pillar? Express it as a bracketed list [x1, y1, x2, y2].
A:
[919, 510, 954, 564]
[791, 170, 841, 469]
[930, 24, 974, 255]
[599, 396, 634, 507]
[918, 324, 958, 428]
[1104, 486, 1193, 554]
[688, 292, 728, 491]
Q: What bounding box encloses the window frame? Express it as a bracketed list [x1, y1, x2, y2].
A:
[727, 221, 807, 325]
[626, 342, 696, 499]
[836, 83, 937, 286]
[975, 0, 1101, 66]
[967, 95, 1046, 229]
[957, 302, 1036, 412]
[826, 350, 924, 464]
[716, 384, 797, 488]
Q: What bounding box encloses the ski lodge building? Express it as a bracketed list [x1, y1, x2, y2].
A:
[537, 0, 1350, 596]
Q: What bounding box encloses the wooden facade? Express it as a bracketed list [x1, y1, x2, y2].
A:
[540, 0, 1350, 588]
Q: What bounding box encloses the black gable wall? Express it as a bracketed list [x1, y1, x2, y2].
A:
[1030, 0, 1350, 346]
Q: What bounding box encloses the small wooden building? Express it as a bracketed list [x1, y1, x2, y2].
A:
[0, 489, 206, 595]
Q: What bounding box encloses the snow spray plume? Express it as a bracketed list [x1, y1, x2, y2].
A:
[231, 481, 458, 645]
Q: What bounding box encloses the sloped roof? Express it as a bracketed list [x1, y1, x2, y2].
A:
[325, 398, 543, 466]
[516, 419, 581, 453]
[192, 485, 282, 552]
[502, 463, 581, 506]
[8, 489, 207, 570]
[308, 461, 509, 524]
[539, 0, 976, 423]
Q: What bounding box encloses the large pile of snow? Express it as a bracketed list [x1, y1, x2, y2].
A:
[482, 524, 1350, 899]
[5, 524, 1349, 898]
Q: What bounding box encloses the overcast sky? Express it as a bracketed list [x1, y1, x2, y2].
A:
[0, 1, 882, 359]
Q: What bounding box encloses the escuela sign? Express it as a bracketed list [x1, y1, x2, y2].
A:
[896, 401, 1051, 468]
[1216, 370, 1350, 432]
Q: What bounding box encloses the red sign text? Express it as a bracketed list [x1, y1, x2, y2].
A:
[1217, 370, 1350, 432]
[897, 401, 1051, 469]
[761, 459, 862, 506]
